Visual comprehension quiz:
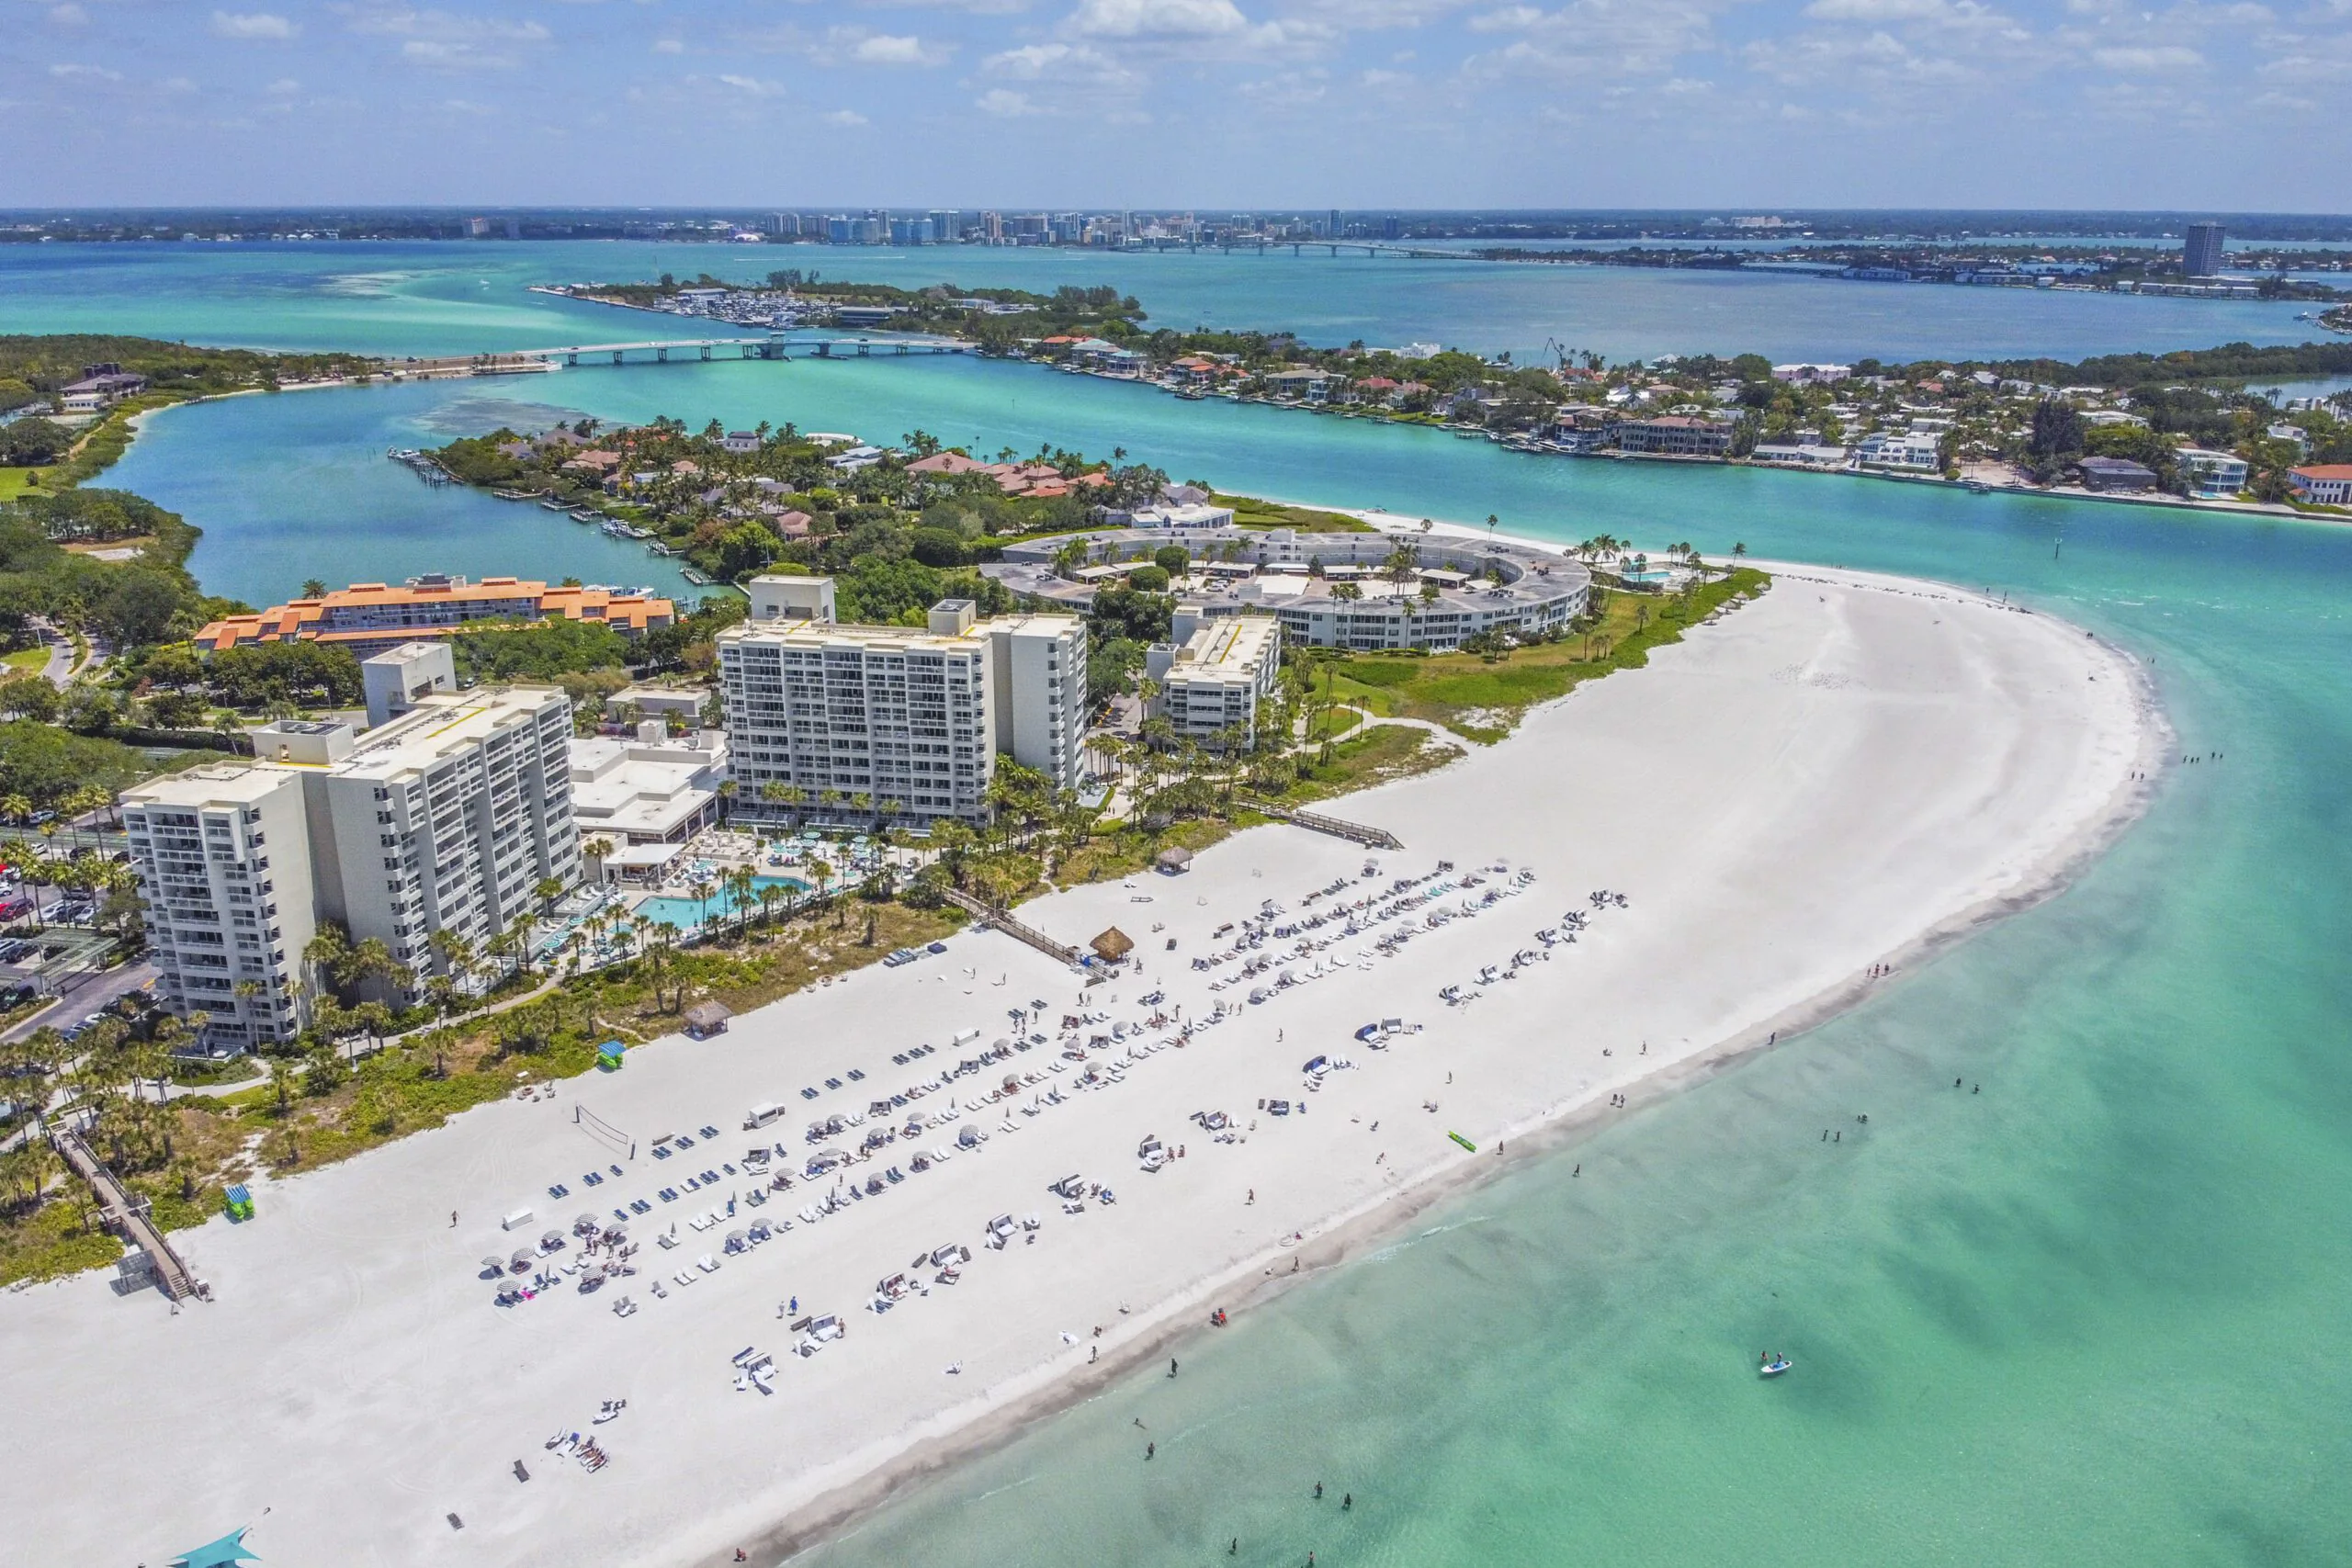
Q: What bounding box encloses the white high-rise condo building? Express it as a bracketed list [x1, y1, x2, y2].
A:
[123, 687, 579, 1049]
[718, 577, 1088, 825]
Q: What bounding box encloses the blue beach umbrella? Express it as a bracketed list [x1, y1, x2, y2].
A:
[170, 1527, 260, 1568]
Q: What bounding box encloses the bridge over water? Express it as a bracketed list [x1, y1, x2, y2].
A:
[512, 333, 977, 367]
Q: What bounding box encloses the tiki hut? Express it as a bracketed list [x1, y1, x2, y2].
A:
[1090, 927, 1136, 964]
[683, 1000, 733, 1039]
[1155, 846, 1194, 874]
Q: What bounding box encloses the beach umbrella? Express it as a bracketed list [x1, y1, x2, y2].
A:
[510, 1249, 535, 1273]
[574, 1213, 598, 1233]
[480, 1255, 505, 1276]
[725, 1229, 747, 1247]
[540, 1230, 564, 1248]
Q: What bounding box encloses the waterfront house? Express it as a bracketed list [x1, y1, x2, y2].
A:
[1752, 443, 1850, 468]
[1263, 368, 1339, 403]
[1614, 415, 1734, 458]
[1771, 363, 1851, 384]
[720, 431, 761, 454]
[60, 364, 149, 413]
[907, 451, 994, 476]
[1855, 431, 1943, 472]
[2289, 465, 2352, 506]
[2076, 457, 2158, 493]
[2176, 447, 2249, 501]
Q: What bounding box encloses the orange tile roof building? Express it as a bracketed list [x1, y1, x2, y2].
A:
[194, 575, 677, 655]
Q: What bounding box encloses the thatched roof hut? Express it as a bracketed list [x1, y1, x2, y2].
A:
[1090, 927, 1136, 963]
[1155, 846, 1194, 874]
[683, 1000, 733, 1038]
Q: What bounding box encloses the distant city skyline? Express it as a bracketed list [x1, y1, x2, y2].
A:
[2, 0, 2346, 209]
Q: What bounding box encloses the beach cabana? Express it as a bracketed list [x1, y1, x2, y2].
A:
[1090, 928, 1136, 964]
[684, 1000, 732, 1039]
[1155, 847, 1194, 875]
[172, 1528, 260, 1568]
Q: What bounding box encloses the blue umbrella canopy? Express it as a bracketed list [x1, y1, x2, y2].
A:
[171, 1527, 260, 1568]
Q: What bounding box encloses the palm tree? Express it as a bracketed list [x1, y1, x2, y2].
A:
[754, 880, 784, 932]
[533, 877, 566, 920]
[232, 978, 265, 1043]
[806, 857, 834, 911]
[688, 875, 717, 932]
[267, 1055, 299, 1113]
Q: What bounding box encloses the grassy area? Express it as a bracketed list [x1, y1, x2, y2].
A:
[1306, 568, 1770, 744]
[1213, 492, 1378, 532]
[3, 645, 47, 674]
[0, 467, 47, 501]
[1291, 721, 1467, 800]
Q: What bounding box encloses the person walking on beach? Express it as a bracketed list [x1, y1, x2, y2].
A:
[1314, 1482, 1323, 1499]
[1342, 1494, 1351, 1511]
[1146, 1442, 1155, 1461]
[1170, 1358, 1179, 1378]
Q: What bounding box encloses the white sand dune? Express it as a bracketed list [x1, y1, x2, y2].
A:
[0, 565, 2158, 1568]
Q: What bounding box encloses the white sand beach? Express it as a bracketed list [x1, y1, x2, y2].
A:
[0, 564, 2160, 1568]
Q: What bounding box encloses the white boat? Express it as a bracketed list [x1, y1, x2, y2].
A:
[1759, 1357, 1792, 1378]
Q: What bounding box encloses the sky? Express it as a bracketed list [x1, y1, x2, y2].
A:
[3, 0, 2349, 209]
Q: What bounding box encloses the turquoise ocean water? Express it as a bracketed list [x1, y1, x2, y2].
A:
[0, 238, 2327, 362]
[21, 248, 2352, 1564]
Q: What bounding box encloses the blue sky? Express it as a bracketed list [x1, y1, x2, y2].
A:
[5, 0, 2348, 209]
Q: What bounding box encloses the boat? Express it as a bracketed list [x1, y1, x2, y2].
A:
[681, 568, 712, 586]
[539, 500, 568, 511]
[1759, 1356, 1792, 1377]
[1965, 480, 1989, 494]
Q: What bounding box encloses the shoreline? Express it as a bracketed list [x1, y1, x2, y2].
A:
[0, 558, 2163, 1568]
[710, 562, 2170, 1568]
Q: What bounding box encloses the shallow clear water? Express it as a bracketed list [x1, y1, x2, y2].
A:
[28, 248, 2352, 1566]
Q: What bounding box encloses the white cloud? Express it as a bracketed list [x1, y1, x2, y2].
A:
[822, 107, 870, 124]
[1804, 0, 1949, 18]
[981, 39, 1131, 78]
[653, 37, 684, 53]
[821, 27, 956, 64]
[1464, 0, 1726, 76]
[976, 85, 1043, 113]
[49, 5, 88, 27]
[267, 76, 300, 94]
[211, 10, 298, 39]
[2092, 42, 2203, 67]
[1069, 0, 1251, 38]
[351, 10, 552, 72]
[868, 0, 1032, 11]
[49, 62, 124, 81]
[716, 73, 787, 96]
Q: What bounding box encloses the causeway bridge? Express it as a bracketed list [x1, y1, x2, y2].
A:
[516, 333, 976, 367]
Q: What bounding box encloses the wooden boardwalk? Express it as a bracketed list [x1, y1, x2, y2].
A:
[51, 1124, 198, 1301]
[1243, 799, 1405, 852]
[937, 888, 1082, 968]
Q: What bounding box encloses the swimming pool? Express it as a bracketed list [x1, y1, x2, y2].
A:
[632, 874, 811, 932]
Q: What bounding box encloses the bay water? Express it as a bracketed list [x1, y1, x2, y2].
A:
[20, 248, 2352, 1563]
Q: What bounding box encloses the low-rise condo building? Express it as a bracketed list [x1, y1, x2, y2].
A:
[987, 526, 1589, 654]
[718, 578, 1088, 825]
[1146, 613, 1284, 747]
[194, 574, 676, 656]
[569, 726, 730, 844]
[1614, 416, 1735, 457]
[122, 688, 579, 1049]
